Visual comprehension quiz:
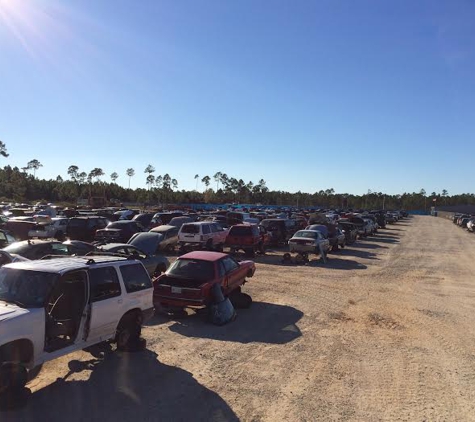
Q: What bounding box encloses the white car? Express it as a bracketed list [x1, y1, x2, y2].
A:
[178, 221, 228, 251]
[0, 256, 154, 395]
[28, 217, 69, 240]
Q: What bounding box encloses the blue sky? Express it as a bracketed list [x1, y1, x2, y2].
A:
[0, 0, 474, 195]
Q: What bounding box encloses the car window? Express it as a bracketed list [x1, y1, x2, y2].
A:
[51, 243, 69, 254]
[127, 247, 147, 259]
[89, 266, 121, 302]
[120, 263, 152, 293]
[217, 261, 226, 278]
[222, 256, 239, 274]
[202, 225, 210, 234]
[181, 224, 200, 234]
[0, 232, 6, 242]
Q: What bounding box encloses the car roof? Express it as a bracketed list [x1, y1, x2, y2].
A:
[178, 251, 227, 261]
[99, 243, 130, 250]
[151, 224, 176, 232]
[3, 256, 129, 273]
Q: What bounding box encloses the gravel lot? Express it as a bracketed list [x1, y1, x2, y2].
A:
[5, 215, 475, 421]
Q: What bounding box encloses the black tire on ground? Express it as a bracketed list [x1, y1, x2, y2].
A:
[245, 248, 255, 258]
[230, 292, 252, 309]
[0, 362, 28, 393]
[258, 242, 266, 254]
[332, 244, 339, 252]
[115, 312, 142, 352]
[340, 242, 345, 249]
[27, 364, 42, 383]
[282, 252, 291, 263]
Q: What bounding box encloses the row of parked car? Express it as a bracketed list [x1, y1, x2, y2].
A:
[452, 213, 475, 232]
[0, 203, 409, 402]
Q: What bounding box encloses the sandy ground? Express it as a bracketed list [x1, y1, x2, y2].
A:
[4, 215, 475, 421]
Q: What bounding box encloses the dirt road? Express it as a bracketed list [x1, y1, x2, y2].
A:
[5, 215, 475, 421]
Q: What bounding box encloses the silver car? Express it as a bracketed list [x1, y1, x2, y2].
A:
[288, 230, 330, 256]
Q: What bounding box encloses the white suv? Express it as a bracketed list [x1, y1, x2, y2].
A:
[0, 256, 153, 395]
[28, 217, 69, 240]
[178, 222, 228, 251]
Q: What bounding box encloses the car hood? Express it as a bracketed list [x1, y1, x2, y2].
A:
[128, 232, 163, 255]
[0, 302, 29, 322]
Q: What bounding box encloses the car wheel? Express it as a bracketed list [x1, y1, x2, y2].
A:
[205, 239, 213, 251]
[55, 231, 65, 241]
[115, 312, 142, 352]
[165, 244, 175, 254]
[229, 291, 252, 309]
[245, 248, 255, 258]
[27, 364, 42, 383]
[341, 241, 345, 249]
[0, 362, 28, 393]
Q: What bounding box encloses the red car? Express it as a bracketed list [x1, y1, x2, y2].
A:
[153, 251, 255, 312]
[225, 224, 271, 256]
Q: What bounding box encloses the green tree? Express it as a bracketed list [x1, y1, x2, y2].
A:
[214, 172, 222, 191]
[0, 141, 9, 157]
[26, 159, 43, 178]
[88, 168, 104, 182]
[110, 172, 119, 183]
[67, 165, 79, 182]
[126, 168, 135, 188]
[201, 175, 211, 188]
[194, 174, 199, 191]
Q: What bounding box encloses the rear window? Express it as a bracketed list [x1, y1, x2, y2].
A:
[167, 259, 215, 281]
[68, 218, 86, 228]
[181, 224, 200, 234]
[120, 263, 152, 293]
[229, 226, 252, 236]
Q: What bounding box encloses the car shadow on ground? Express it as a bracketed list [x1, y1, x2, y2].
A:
[352, 242, 388, 250]
[307, 257, 368, 270]
[169, 301, 303, 345]
[3, 348, 238, 422]
[364, 236, 399, 244]
[338, 248, 379, 260]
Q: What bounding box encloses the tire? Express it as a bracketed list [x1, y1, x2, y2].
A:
[115, 312, 142, 352]
[229, 291, 252, 309]
[27, 364, 42, 383]
[55, 231, 64, 241]
[245, 248, 255, 258]
[0, 362, 27, 393]
[165, 244, 175, 254]
[258, 242, 266, 254]
[205, 239, 213, 251]
[340, 241, 345, 249]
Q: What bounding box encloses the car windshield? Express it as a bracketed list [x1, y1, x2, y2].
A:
[0, 268, 58, 308]
[167, 259, 214, 281]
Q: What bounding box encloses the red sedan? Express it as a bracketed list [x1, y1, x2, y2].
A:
[153, 251, 255, 311]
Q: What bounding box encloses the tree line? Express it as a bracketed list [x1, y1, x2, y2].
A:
[0, 140, 468, 209]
